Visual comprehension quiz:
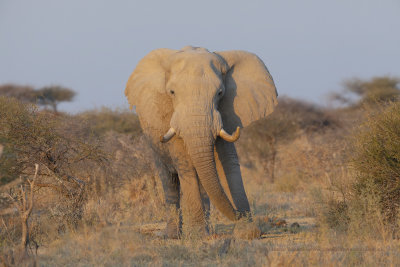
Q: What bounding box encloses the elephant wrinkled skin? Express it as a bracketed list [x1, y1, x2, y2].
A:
[125, 46, 278, 238]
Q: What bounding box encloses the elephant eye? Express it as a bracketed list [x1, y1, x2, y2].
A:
[170, 90, 175, 95]
[218, 90, 223, 96]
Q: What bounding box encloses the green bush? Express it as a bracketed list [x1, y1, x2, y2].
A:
[351, 102, 400, 227]
[320, 102, 400, 237]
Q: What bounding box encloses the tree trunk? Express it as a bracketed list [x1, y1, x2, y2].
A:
[20, 214, 29, 253]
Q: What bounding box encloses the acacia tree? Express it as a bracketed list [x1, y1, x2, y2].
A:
[331, 76, 400, 106]
[0, 84, 37, 103]
[36, 85, 76, 112]
[0, 84, 77, 112]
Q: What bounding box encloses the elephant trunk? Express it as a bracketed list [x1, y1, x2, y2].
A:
[185, 134, 237, 221]
[177, 110, 237, 221]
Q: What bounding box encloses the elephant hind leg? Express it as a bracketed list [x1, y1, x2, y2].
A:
[163, 172, 181, 239]
[164, 172, 180, 206]
[148, 146, 182, 238]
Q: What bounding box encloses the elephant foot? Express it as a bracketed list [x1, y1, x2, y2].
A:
[233, 221, 261, 240]
[164, 219, 181, 239]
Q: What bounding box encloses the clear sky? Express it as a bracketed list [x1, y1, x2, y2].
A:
[0, 0, 399, 112]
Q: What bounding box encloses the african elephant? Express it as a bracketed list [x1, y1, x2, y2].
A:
[125, 46, 277, 238]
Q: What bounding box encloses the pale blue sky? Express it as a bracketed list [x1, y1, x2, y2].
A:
[0, 0, 399, 112]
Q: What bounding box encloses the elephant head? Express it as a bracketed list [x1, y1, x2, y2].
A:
[125, 46, 277, 222]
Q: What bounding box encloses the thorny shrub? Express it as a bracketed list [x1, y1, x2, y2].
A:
[0, 97, 158, 257]
[320, 102, 400, 238]
[0, 96, 105, 185]
[352, 102, 400, 229]
[0, 97, 107, 247]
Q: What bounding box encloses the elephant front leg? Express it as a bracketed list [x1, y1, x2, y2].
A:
[215, 139, 261, 239]
[169, 139, 208, 237]
[176, 164, 207, 237]
[215, 139, 251, 217]
[179, 171, 207, 236]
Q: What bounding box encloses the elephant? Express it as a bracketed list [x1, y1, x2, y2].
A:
[125, 46, 278, 238]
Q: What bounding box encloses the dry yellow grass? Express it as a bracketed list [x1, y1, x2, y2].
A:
[34, 223, 400, 267]
[26, 126, 398, 266]
[2, 98, 400, 266]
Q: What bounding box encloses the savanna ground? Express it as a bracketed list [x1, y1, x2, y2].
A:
[1, 77, 400, 266]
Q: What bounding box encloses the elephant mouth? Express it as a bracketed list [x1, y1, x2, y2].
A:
[160, 126, 240, 143]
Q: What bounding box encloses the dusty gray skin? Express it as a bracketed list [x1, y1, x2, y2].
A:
[125, 46, 278, 238]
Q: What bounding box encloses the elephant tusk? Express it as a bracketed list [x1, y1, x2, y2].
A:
[219, 127, 240, 142]
[160, 128, 176, 143]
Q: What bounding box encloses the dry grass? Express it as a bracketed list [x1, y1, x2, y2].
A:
[34, 224, 400, 266]
[2, 97, 400, 266]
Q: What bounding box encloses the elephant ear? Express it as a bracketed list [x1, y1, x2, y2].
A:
[125, 48, 176, 136]
[215, 50, 278, 132]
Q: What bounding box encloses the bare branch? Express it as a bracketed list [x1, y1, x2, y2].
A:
[26, 164, 38, 216]
[20, 184, 26, 212]
[6, 164, 41, 254]
[42, 164, 66, 186]
[6, 192, 15, 202]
